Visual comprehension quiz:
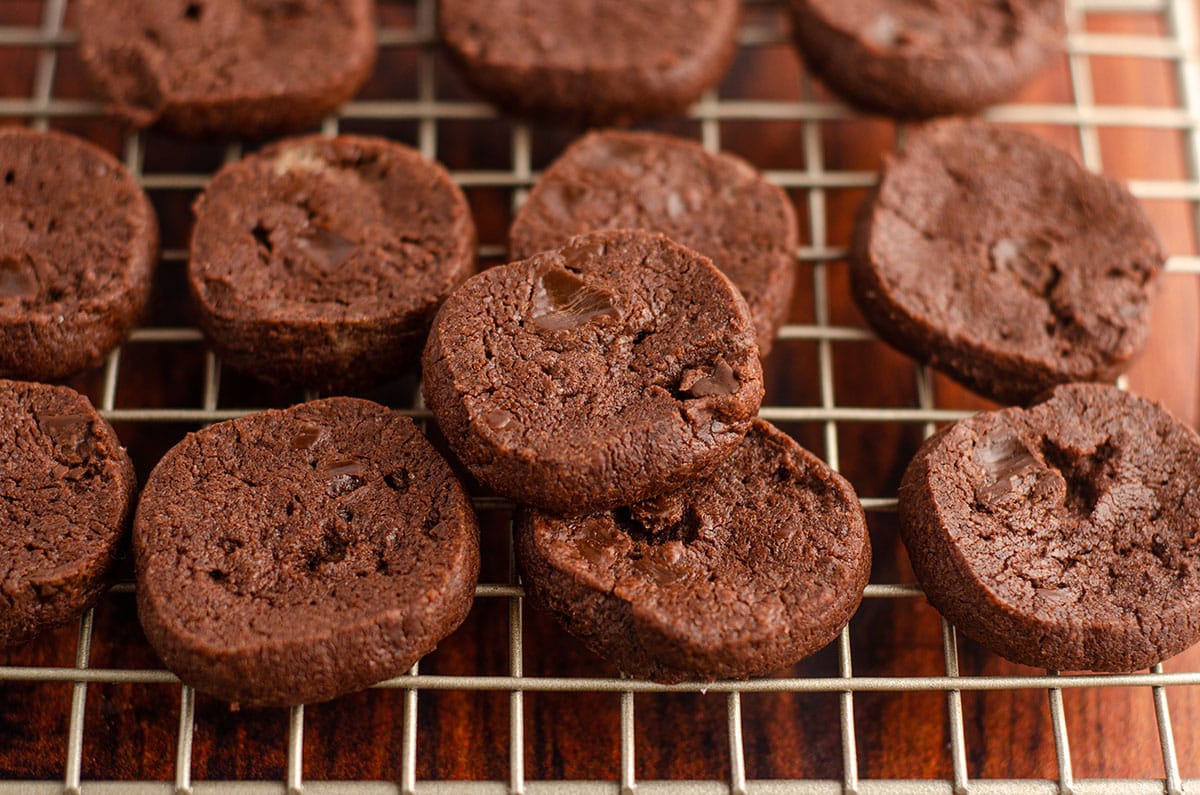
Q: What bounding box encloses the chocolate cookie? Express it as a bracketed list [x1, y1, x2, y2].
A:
[1, 129, 158, 382]
[851, 121, 1164, 405]
[900, 383, 1200, 672]
[789, 0, 1065, 117]
[518, 420, 870, 682]
[78, 0, 376, 138]
[438, 0, 739, 126]
[133, 397, 480, 707]
[423, 229, 763, 516]
[189, 134, 475, 392]
[510, 131, 798, 355]
[1, 379, 136, 648]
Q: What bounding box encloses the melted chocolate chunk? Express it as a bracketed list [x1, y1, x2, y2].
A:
[531, 269, 621, 331]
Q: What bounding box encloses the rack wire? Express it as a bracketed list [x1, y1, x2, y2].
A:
[0, 0, 1198, 793]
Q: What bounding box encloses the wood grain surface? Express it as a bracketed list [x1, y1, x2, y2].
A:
[0, 0, 1198, 787]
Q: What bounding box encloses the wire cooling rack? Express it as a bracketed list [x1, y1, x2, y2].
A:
[1, 0, 1199, 793]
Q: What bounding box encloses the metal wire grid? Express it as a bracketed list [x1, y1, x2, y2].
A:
[0, 0, 1198, 793]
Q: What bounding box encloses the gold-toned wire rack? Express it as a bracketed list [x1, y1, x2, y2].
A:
[0, 0, 1199, 793]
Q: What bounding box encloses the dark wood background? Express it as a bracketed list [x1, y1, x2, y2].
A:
[0, 0, 1198, 787]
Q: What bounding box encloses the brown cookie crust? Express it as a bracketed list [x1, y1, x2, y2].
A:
[422, 229, 764, 516]
[510, 131, 798, 355]
[899, 383, 1200, 672]
[133, 397, 480, 707]
[851, 121, 1164, 406]
[189, 134, 476, 392]
[517, 420, 871, 682]
[789, 0, 1065, 118]
[0, 129, 158, 382]
[78, 0, 377, 138]
[0, 379, 136, 648]
[438, 0, 740, 126]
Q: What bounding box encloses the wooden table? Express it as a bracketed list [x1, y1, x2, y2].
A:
[0, 1, 1197, 791]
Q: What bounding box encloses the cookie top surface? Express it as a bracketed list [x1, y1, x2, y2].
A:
[518, 420, 870, 682]
[78, 0, 376, 135]
[0, 128, 158, 381]
[422, 229, 764, 515]
[133, 397, 480, 706]
[790, 0, 1064, 117]
[438, 0, 739, 125]
[851, 121, 1163, 405]
[0, 379, 136, 647]
[899, 383, 1200, 671]
[510, 131, 798, 355]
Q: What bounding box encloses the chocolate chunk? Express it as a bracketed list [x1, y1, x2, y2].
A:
[0, 129, 158, 382]
[518, 420, 871, 682]
[78, 0, 377, 138]
[133, 397, 481, 707]
[789, 0, 1065, 117]
[0, 379, 137, 648]
[510, 131, 798, 355]
[423, 229, 764, 516]
[851, 120, 1164, 405]
[189, 135, 476, 392]
[438, 0, 740, 126]
[899, 383, 1200, 672]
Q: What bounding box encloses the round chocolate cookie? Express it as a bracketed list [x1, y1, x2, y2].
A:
[423, 229, 763, 516]
[851, 121, 1164, 405]
[789, 0, 1065, 117]
[78, 0, 376, 138]
[0, 379, 136, 648]
[0, 129, 158, 382]
[900, 383, 1200, 672]
[133, 397, 480, 707]
[438, 0, 739, 126]
[518, 420, 870, 682]
[510, 131, 798, 356]
[189, 134, 475, 392]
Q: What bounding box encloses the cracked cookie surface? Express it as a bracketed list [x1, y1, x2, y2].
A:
[189, 134, 475, 392]
[510, 131, 798, 356]
[517, 420, 870, 682]
[78, 0, 376, 137]
[789, 0, 1064, 117]
[0, 379, 136, 648]
[851, 120, 1164, 405]
[899, 383, 1200, 671]
[0, 129, 158, 381]
[133, 397, 480, 707]
[422, 229, 764, 516]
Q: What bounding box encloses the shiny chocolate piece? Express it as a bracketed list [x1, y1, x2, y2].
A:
[423, 229, 764, 516]
[189, 135, 475, 392]
[900, 383, 1200, 672]
[0, 379, 136, 648]
[518, 420, 871, 682]
[133, 397, 481, 707]
[0, 129, 158, 381]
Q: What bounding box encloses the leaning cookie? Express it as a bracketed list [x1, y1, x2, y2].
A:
[789, 0, 1064, 117]
[423, 229, 763, 516]
[189, 135, 475, 392]
[510, 131, 798, 356]
[899, 383, 1200, 672]
[133, 397, 480, 707]
[78, 0, 376, 138]
[518, 420, 870, 682]
[438, 0, 739, 126]
[0, 380, 136, 648]
[851, 120, 1163, 405]
[1, 128, 158, 382]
